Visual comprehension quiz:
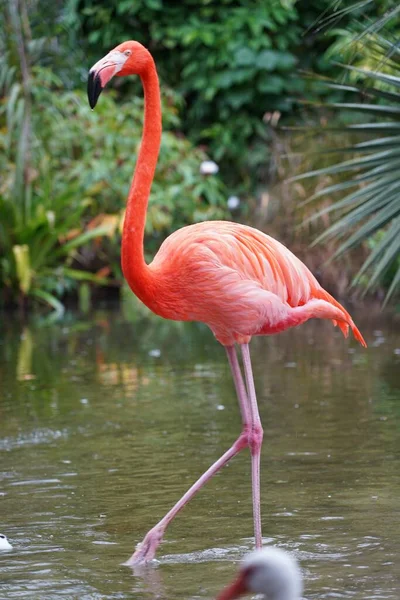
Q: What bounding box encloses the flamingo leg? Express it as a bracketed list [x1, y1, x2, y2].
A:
[240, 343, 263, 549]
[226, 345, 251, 425]
[124, 345, 251, 566]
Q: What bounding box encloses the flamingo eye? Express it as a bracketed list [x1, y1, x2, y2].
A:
[124, 50, 132, 57]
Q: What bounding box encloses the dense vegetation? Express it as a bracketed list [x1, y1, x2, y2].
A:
[1, 0, 398, 313]
[290, 5, 400, 302]
[1, 1, 227, 312]
[69, 0, 368, 180]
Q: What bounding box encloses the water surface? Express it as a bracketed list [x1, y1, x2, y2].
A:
[1, 306, 399, 599]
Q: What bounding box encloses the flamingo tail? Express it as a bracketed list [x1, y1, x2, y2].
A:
[314, 289, 367, 348]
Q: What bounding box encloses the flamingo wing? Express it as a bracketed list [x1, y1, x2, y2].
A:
[150, 221, 366, 347]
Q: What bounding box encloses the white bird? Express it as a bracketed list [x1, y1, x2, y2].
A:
[0, 534, 12, 551]
[217, 547, 302, 600]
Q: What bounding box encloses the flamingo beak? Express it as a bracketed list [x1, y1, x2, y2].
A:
[217, 573, 248, 600]
[87, 51, 128, 109]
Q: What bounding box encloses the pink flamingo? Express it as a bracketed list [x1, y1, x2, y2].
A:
[87, 41, 366, 566]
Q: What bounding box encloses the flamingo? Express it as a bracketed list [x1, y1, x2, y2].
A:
[217, 547, 302, 600]
[87, 41, 366, 566]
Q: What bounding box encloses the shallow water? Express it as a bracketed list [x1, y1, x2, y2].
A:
[0, 306, 399, 599]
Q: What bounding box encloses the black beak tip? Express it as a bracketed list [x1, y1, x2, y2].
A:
[87, 70, 103, 109]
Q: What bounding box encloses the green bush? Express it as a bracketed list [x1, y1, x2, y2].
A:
[2, 0, 397, 314]
[66, 0, 329, 182]
[292, 34, 400, 301]
[68, 0, 392, 186]
[0, 60, 228, 311]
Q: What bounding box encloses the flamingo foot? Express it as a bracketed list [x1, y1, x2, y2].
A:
[123, 526, 165, 566]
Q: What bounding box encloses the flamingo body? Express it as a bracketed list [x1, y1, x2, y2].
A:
[130, 220, 365, 347]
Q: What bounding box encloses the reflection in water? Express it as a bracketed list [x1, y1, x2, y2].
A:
[131, 563, 167, 598]
[0, 308, 399, 599]
[16, 328, 36, 382]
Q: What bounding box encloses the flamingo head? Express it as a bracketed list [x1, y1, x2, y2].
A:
[217, 548, 302, 600]
[87, 40, 151, 109]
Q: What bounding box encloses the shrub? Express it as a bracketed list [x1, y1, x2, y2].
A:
[0, 60, 228, 311]
[66, 0, 321, 182]
[291, 34, 400, 301]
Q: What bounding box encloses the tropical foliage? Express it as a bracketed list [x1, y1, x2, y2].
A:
[1, 0, 399, 315]
[68, 0, 364, 182]
[292, 29, 400, 301]
[0, 45, 227, 312]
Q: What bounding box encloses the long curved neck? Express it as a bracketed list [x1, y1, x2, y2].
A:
[121, 57, 161, 298]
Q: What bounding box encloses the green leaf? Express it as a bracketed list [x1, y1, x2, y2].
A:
[12, 245, 32, 295]
[341, 64, 400, 90]
[31, 288, 65, 316]
[258, 75, 284, 94]
[362, 224, 400, 291]
[291, 149, 399, 182]
[257, 50, 279, 70]
[234, 47, 256, 66]
[385, 264, 400, 304]
[317, 190, 400, 252]
[356, 219, 399, 277]
[61, 267, 109, 285]
[56, 225, 114, 256]
[296, 36, 400, 300]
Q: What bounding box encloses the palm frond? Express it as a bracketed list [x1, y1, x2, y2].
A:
[297, 37, 400, 299]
